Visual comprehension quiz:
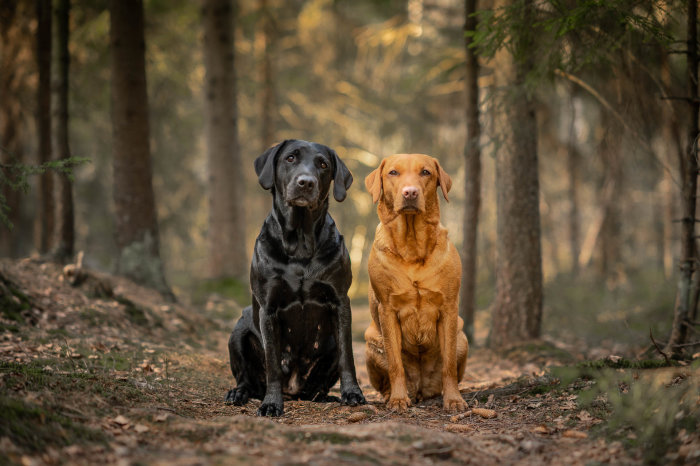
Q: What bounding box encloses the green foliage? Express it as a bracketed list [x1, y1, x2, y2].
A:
[552, 365, 698, 462]
[469, 0, 674, 90]
[0, 155, 89, 229]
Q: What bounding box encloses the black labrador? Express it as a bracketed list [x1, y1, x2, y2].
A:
[225, 139, 366, 416]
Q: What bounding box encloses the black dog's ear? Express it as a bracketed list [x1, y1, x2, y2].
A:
[254, 140, 292, 190]
[329, 148, 353, 202]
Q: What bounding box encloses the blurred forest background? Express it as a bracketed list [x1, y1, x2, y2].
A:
[1, 0, 698, 355]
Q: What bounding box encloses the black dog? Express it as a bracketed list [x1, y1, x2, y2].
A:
[225, 139, 366, 416]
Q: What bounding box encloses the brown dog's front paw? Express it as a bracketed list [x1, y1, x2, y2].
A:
[386, 396, 411, 413]
[442, 394, 468, 412]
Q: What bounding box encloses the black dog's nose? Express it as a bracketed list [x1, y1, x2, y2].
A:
[297, 175, 316, 190]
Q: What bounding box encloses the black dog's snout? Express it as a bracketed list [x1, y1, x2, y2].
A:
[296, 175, 317, 191]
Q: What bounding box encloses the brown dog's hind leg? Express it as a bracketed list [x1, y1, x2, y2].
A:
[456, 316, 469, 383]
[364, 322, 391, 399]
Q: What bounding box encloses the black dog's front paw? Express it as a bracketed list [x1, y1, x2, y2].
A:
[257, 398, 284, 417]
[341, 388, 366, 407]
[225, 387, 250, 406]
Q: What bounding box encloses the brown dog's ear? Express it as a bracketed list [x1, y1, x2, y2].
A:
[435, 159, 452, 202]
[328, 148, 353, 202]
[254, 140, 292, 190]
[364, 159, 385, 204]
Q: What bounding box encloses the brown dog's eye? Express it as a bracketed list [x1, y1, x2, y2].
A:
[420, 169, 431, 176]
[388, 170, 398, 176]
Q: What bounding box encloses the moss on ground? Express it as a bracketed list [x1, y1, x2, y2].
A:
[0, 395, 107, 453]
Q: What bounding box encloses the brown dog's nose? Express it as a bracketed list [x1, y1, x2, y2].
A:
[402, 186, 418, 200]
[297, 176, 316, 190]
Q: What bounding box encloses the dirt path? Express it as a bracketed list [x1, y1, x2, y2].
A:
[1, 259, 697, 465]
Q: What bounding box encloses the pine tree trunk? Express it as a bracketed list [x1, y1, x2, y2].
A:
[260, 0, 276, 152]
[489, 0, 543, 348]
[35, 0, 54, 254]
[109, 0, 170, 296]
[566, 88, 580, 274]
[51, 0, 73, 260]
[460, 0, 481, 344]
[0, 1, 26, 256]
[202, 0, 247, 280]
[660, 52, 682, 279]
[666, 0, 699, 356]
[597, 118, 623, 279]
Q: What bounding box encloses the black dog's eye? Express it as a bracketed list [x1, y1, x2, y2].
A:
[286, 154, 295, 163]
[388, 170, 398, 176]
[320, 161, 328, 169]
[420, 169, 431, 176]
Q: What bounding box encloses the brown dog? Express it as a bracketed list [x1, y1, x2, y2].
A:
[364, 153, 468, 412]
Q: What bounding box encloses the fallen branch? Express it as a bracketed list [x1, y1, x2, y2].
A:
[649, 329, 670, 364]
[671, 340, 700, 348]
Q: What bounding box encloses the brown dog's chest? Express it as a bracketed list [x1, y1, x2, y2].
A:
[395, 289, 441, 354]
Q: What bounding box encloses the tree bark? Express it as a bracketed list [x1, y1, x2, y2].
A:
[666, 0, 699, 356]
[460, 0, 481, 344]
[0, 1, 28, 256]
[260, 0, 276, 152]
[35, 0, 54, 254]
[566, 88, 580, 275]
[202, 0, 247, 280]
[51, 0, 73, 260]
[489, 0, 543, 348]
[109, 0, 170, 296]
[597, 115, 623, 278]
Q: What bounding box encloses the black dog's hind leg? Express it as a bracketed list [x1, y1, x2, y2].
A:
[226, 306, 265, 405]
[299, 335, 341, 402]
[257, 307, 285, 416]
[336, 297, 366, 406]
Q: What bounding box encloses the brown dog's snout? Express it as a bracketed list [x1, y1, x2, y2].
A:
[402, 186, 418, 200]
[296, 175, 317, 191]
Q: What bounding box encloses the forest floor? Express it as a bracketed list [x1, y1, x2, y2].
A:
[0, 258, 699, 465]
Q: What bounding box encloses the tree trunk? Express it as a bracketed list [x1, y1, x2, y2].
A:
[202, 0, 247, 281]
[109, 0, 170, 296]
[489, 0, 543, 348]
[35, 0, 54, 254]
[260, 0, 276, 152]
[460, 0, 480, 344]
[51, 0, 73, 261]
[597, 117, 623, 279]
[566, 88, 580, 275]
[0, 1, 28, 256]
[660, 51, 682, 279]
[666, 0, 699, 356]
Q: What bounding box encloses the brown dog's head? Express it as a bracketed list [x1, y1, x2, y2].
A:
[365, 154, 451, 216]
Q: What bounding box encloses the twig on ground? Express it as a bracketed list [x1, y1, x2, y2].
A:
[671, 340, 700, 348]
[650, 329, 670, 364]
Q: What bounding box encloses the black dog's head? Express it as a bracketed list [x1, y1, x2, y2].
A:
[254, 140, 353, 209]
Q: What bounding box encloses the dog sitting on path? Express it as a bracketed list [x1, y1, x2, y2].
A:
[225, 139, 365, 417]
[364, 153, 468, 412]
